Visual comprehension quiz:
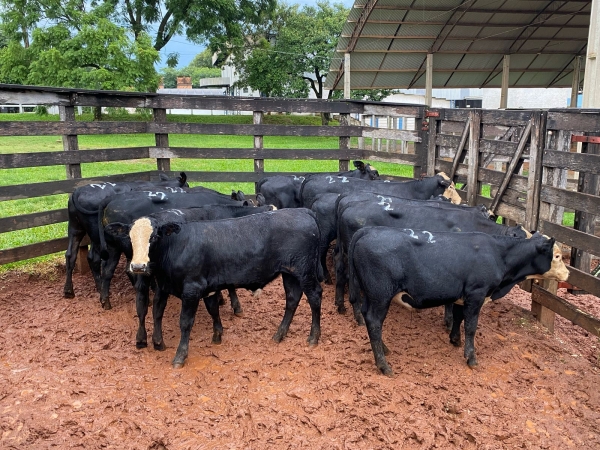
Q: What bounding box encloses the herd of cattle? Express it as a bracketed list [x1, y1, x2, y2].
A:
[64, 160, 569, 375]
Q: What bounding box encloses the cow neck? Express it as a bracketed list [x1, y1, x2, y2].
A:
[497, 236, 549, 281]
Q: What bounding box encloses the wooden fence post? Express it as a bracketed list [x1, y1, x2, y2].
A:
[426, 112, 438, 177]
[358, 114, 366, 149]
[525, 111, 556, 329]
[339, 113, 350, 172]
[414, 111, 428, 179]
[254, 111, 264, 193]
[154, 108, 170, 173]
[60, 105, 87, 273]
[466, 110, 482, 205]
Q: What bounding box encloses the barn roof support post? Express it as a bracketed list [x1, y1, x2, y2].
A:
[154, 108, 170, 174]
[254, 110, 264, 193]
[344, 53, 351, 99]
[425, 53, 433, 107]
[339, 111, 350, 172]
[500, 55, 510, 109]
[571, 56, 581, 108]
[582, 0, 600, 107]
[466, 109, 481, 205]
[60, 104, 88, 274]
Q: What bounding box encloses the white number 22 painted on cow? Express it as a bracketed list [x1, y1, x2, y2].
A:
[144, 191, 167, 201]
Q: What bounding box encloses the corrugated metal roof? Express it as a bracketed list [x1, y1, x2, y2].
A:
[327, 0, 590, 89]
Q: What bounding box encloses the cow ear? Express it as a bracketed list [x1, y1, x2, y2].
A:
[236, 190, 246, 200]
[178, 172, 187, 186]
[158, 223, 181, 237]
[231, 190, 238, 200]
[104, 222, 131, 238]
[256, 193, 266, 206]
[353, 160, 365, 171]
[158, 172, 169, 181]
[438, 176, 451, 188]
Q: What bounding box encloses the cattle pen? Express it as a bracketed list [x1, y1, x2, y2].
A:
[1, 84, 600, 447]
[1, 84, 599, 335]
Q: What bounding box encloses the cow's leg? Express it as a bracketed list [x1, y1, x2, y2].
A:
[64, 224, 86, 298]
[98, 246, 121, 310]
[320, 242, 332, 285]
[362, 296, 393, 376]
[301, 277, 323, 346]
[151, 285, 169, 351]
[134, 275, 150, 348]
[203, 293, 224, 344]
[334, 250, 347, 314]
[173, 295, 202, 368]
[463, 297, 485, 368]
[88, 244, 102, 292]
[444, 304, 454, 331]
[227, 287, 243, 316]
[348, 265, 366, 326]
[449, 303, 464, 347]
[273, 273, 303, 343]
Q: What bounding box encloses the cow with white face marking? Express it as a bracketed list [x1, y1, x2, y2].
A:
[109, 208, 323, 368]
[96, 188, 253, 310]
[348, 228, 569, 375]
[334, 191, 529, 323]
[64, 172, 188, 300]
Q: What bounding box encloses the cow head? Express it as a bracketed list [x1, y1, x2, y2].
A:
[178, 172, 188, 187]
[231, 190, 255, 206]
[353, 160, 380, 180]
[436, 172, 462, 204]
[526, 233, 569, 282]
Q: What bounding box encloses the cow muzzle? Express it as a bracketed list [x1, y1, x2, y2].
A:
[130, 262, 150, 275]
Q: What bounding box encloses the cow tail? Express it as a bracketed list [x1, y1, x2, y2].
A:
[347, 229, 364, 309]
[307, 209, 324, 283]
[97, 196, 113, 260]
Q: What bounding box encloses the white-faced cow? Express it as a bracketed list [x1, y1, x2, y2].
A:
[348, 228, 569, 375]
[110, 208, 323, 368]
[64, 172, 188, 299]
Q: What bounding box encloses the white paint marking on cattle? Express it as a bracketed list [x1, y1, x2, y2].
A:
[383, 180, 390, 182]
[130, 218, 154, 267]
[90, 184, 107, 189]
[339, 176, 349, 183]
[403, 229, 418, 239]
[293, 176, 305, 181]
[392, 291, 414, 309]
[170, 209, 184, 216]
[326, 176, 335, 184]
[164, 187, 185, 193]
[377, 195, 392, 204]
[422, 231, 436, 243]
[144, 191, 167, 201]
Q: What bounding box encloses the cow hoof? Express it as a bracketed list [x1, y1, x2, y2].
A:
[136, 341, 148, 349]
[212, 334, 222, 345]
[324, 277, 333, 285]
[450, 337, 461, 347]
[233, 308, 244, 317]
[307, 335, 320, 347]
[153, 341, 166, 351]
[218, 297, 225, 306]
[378, 365, 394, 377]
[172, 362, 185, 369]
[272, 332, 285, 343]
[101, 301, 112, 310]
[467, 358, 478, 368]
[336, 305, 347, 314]
[63, 290, 75, 299]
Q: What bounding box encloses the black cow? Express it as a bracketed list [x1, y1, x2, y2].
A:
[64, 172, 188, 299]
[338, 160, 380, 180]
[335, 192, 528, 323]
[255, 160, 380, 210]
[348, 229, 569, 375]
[309, 192, 343, 284]
[108, 208, 323, 368]
[299, 172, 462, 209]
[96, 189, 252, 309]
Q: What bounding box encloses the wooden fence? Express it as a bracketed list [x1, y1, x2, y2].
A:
[1, 84, 599, 337]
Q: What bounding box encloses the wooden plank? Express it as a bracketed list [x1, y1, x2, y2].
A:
[479, 139, 524, 157]
[543, 149, 600, 175]
[338, 113, 350, 172]
[0, 237, 69, 265]
[254, 111, 264, 193]
[0, 171, 154, 201]
[413, 117, 428, 178]
[0, 121, 363, 137]
[470, 194, 526, 223]
[0, 209, 69, 233]
[362, 128, 421, 142]
[59, 105, 81, 179]
[362, 104, 422, 117]
[466, 110, 481, 205]
[362, 151, 419, 165]
[539, 221, 600, 257]
[426, 116, 438, 177]
[444, 109, 532, 127]
[154, 108, 170, 172]
[566, 266, 600, 297]
[148, 147, 367, 160]
[531, 284, 600, 336]
[437, 159, 528, 192]
[0, 147, 150, 169]
[449, 117, 470, 182]
[543, 130, 570, 225]
[540, 186, 600, 216]
[547, 111, 600, 132]
[489, 119, 533, 214]
[524, 111, 547, 231]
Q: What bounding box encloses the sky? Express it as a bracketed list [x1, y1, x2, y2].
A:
[155, 0, 355, 70]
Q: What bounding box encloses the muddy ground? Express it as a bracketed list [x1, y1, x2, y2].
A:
[1, 259, 600, 449]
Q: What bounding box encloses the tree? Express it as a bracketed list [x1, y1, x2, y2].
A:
[1, 0, 276, 67]
[158, 48, 220, 88]
[331, 89, 396, 102]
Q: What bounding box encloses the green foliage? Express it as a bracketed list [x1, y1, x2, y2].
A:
[227, 1, 348, 99]
[159, 49, 221, 88]
[331, 89, 397, 102]
[34, 105, 48, 115]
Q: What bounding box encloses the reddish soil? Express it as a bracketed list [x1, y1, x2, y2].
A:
[1, 259, 600, 449]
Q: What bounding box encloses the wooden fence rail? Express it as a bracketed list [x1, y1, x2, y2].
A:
[0, 84, 599, 340]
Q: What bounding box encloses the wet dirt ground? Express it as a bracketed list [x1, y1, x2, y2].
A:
[1, 259, 600, 449]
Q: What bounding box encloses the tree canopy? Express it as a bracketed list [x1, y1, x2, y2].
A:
[158, 48, 221, 88]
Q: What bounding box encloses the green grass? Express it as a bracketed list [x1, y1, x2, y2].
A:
[0, 112, 414, 271]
